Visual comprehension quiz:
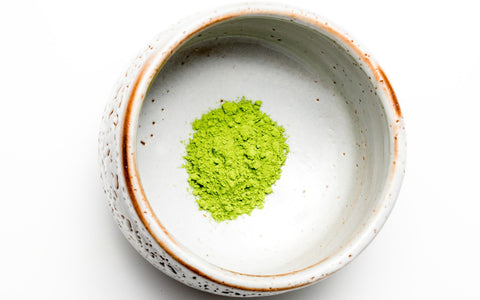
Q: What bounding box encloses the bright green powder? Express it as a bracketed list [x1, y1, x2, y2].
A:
[183, 97, 289, 222]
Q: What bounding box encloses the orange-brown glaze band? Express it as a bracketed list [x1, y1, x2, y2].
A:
[377, 67, 402, 117]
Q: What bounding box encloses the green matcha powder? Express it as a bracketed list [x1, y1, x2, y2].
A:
[183, 97, 289, 222]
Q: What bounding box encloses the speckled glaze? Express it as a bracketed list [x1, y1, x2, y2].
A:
[99, 3, 406, 297]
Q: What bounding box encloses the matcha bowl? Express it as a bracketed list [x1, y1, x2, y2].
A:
[98, 3, 406, 296]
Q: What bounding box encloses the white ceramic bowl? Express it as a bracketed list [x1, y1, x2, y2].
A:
[99, 3, 406, 297]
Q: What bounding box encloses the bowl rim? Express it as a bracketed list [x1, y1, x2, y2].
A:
[120, 2, 406, 292]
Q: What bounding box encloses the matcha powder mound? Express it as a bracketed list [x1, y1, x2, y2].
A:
[183, 97, 289, 222]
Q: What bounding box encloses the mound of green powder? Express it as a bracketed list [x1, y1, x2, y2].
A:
[183, 97, 289, 222]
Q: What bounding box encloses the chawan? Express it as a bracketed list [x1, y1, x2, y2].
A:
[99, 3, 406, 297]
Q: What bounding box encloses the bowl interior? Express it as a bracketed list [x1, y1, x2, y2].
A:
[135, 16, 390, 275]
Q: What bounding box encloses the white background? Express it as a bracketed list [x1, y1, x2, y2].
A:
[1, 0, 479, 299]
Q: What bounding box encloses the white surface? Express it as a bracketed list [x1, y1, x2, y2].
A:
[0, 0, 478, 299]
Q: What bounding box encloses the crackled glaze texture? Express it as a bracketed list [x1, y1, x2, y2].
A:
[99, 3, 406, 297]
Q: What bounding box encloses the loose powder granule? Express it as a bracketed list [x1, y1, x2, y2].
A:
[183, 97, 289, 222]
